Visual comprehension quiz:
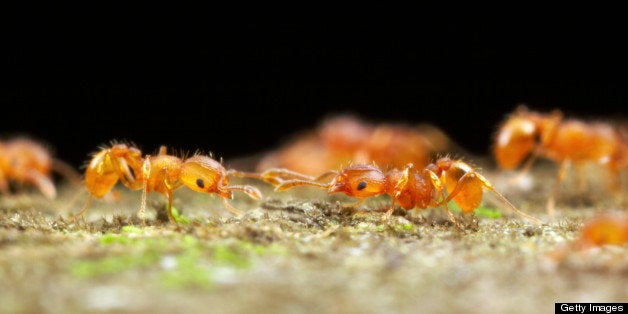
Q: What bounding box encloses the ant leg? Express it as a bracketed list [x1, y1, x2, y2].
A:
[478, 179, 542, 225]
[345, 198, 366, 208]
[381, 199, 397, 221]
[275, 179, 330, 192]
[234, 168, 321, 187]
[449, 172, 542, 225]
[60, 187, 88, 215]
[51, 158, 82, 186]
[509, 146, 540, 185]
[139, 184, 148, 225]
[229, 168, 336, 187]
[68, 195, 92, 223]
[441, 200, 463, 229]
[608, 166, 621, 193]
[165, 190, 175, 224]
[216, 185, 262, 216]
[547, 160, 569, 216]
[227, 169, 257, 178]
[227, 185, 263, 200]
[117, 161, 139, 189]
[25, 170, 56, 199]
[314, 170, 338, 183]
[160, 168, 178, 224]
[138, 157, 152, 225]
[221, 197, 244, 216]
[607, 164, 623, 204]
[574, 162, 587, 195]
[423, 169, 463, 226]
[227, 170, 280, 186]
[0, 169, 9, 196]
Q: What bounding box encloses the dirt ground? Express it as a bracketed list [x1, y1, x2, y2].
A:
[0, 160, 627, 314]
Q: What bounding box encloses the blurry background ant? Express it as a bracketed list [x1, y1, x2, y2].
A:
[74, 143, 262, 224]
[255, 114, 456, 177]
[576, 213, 628, 248]
[544, 212, 628, 267]
[0, 136, 80, 199]
[493, 105, 628, 214]
[241, 156, 541, 228]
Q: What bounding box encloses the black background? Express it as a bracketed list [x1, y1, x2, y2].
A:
[3, 14, 627, 170]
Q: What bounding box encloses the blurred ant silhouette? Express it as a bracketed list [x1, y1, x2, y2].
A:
[257, 114, 452, 177]
[494, 105, 628, 214]
[0, 137, 80, 199]
[545, 213, 628, 265]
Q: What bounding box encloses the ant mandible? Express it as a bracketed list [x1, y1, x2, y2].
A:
[0, 137, 81, 199]
[240, 157, 542, 226]
[494, 105, 628, 214]
[73, 144, 262, 223]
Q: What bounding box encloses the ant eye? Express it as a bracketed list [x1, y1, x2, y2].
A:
[357, 181, 367, 191]
[196, 178, 205, 188]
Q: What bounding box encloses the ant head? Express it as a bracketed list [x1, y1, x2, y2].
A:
[328, 164, 387, 198]
[180, 155, 227, 194]
[494, 114, 538, 169]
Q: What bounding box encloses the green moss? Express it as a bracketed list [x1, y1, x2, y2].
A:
[355, 222, 386, 233]
[121, 225, 144, 234]
[72, 252, 160, 278]
[474, 206, 502, 219]
[99, 233, 132, 245]
[99, 226, 144, 245]
[74, 235, 171, 278]
[160, 267, 213, 291]
[159, 239, 285, 290]
[160, 248, 214, 291]
[212, 245, 251, 269]
[395, 223, 416, 231]
[171, 206, 190, 225]
[446, 202, 502, 219]
[182, 235, 198, 247]
[239, 241, 288, 256]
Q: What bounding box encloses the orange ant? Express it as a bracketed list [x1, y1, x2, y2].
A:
[0, 137, 80, 199]
[257, 114, 451, 177]
[494, 105, 628, 214]
[242, 157, 542, 226]
[545, 213, 628, 265]
[576, 213, 628, 248]
[73, 144, 262, 223]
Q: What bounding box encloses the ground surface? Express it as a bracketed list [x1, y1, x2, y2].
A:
[0, 162, 627, 314]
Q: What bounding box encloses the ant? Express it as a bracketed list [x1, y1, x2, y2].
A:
[545, 213, 628, 265]
[241, 157, 542, 227]
[576, 213, 628, 248]
[494, 105, 628, 214]
[0, 137, 80, 199]
[257, 114, 451, 177]
[73, 143, 262, 224]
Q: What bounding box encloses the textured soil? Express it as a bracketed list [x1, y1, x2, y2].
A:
[0, 161, 626, 314]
